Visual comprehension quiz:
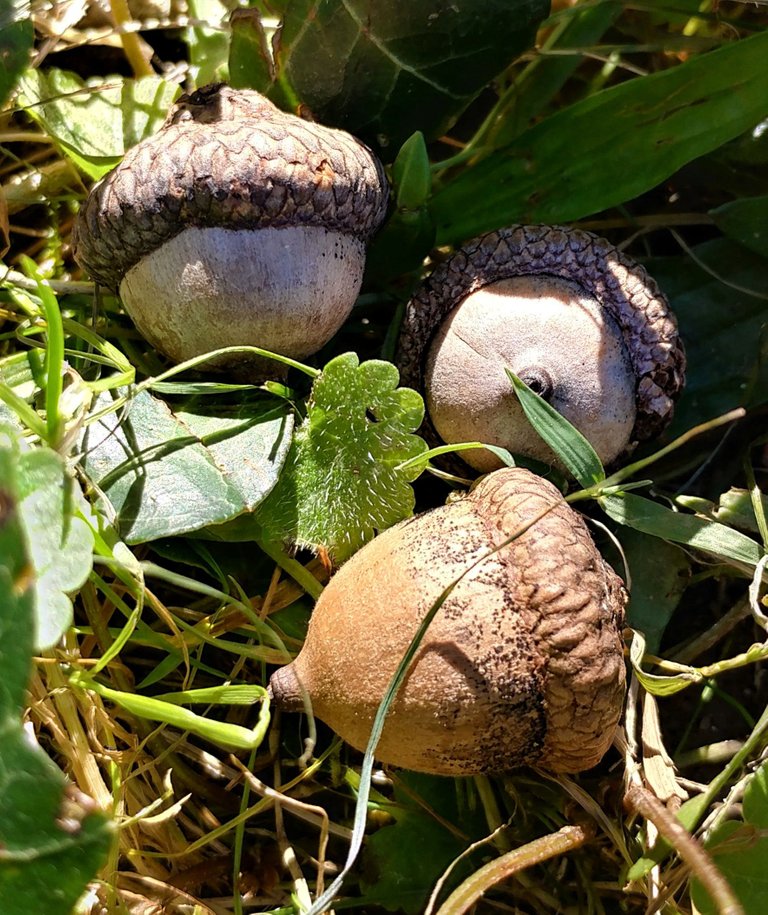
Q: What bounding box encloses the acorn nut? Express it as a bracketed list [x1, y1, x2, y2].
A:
[73, 84, 389, 378]
[269, 467, 627, 776]
[396, 225, 685, 472]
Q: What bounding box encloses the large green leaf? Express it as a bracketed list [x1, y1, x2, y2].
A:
[231, 0, 549, 157]
[257, 353, 427, 561]
[432, 29, 768, 243]
[0, 0, 33, 107]
[692, 764, 768, 915]
[649, 239, 768, 435]
[80, 388, 294, 543]
[0, 429, 111, 915]
[18, 69, 179, 179]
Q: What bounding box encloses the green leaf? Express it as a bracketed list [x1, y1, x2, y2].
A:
[692, 821, 768, 915]
[360, 773, 478, 913]
[241, 0, 549, 158]
[711, 488, 768, 535]
[649, 240, 768, 434]
[487, 0, 623, 146]
[432, 29, 768, 243]
[186, 0, 231, 85]
[393, 132, 432, 210]
[743, 762, 768, 829]
[506, 369, 604, 488]
[17, 70, 179, 179]
[257, 353, 427, 562]
[16, 446, 95, 650]
[80, 388, 294, 543]
[0, 0, 33, 107]
[229, 8, 275, 92]
[0, 428, 112, 915]
[601, 492, 764, 571]
[711, 194, 768, 259]
[621, 529, 690, 654]
[628, 631, 701, 697]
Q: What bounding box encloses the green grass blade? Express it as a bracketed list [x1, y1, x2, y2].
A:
[506, 369, 604, 487]
[20, 257, 64, 447]
[600, 492, 764, 569]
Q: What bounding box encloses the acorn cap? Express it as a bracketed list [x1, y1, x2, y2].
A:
[73, 83, 389, 292]
[397, 225, 685, 448]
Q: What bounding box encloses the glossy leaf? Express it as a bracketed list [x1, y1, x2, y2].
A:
[257, 353, 427, 561]
[711, 194, 768, 259]
[80, 388, 294, 543]
[432, 29, 768, 243]
[235, 0, 549, 157]
[0, 428, 111, 915]
[0, 0, 33, 107]
[18, 70, 179, 179]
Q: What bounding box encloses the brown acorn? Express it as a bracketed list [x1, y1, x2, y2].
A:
[269, 467, 627, 776]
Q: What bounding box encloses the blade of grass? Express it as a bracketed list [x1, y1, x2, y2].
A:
[70, 674, 272, 750]
[506, 369, 604, 487]
[20, 257, 64, 447]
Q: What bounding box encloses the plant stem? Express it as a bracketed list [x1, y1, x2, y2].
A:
[435, 824, 592, 915]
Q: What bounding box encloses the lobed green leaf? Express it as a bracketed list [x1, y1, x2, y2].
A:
[257, 353, 427, 562]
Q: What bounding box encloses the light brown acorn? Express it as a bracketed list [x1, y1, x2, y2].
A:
[269, 467, 627, 776]
[396, 225, 685, 472]
[73, 84, 389, 378]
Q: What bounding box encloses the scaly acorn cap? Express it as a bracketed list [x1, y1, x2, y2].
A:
[73, 83, 389, 292]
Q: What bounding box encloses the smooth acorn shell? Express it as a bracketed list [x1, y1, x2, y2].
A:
[269, 467, 627, 776]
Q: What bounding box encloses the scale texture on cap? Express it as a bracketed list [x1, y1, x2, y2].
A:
[73, 84, 389, 291]
[397, 224, 686, 446]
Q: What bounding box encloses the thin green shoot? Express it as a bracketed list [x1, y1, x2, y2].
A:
[69, 674, 272, 751]
[20, 256, 65, 447]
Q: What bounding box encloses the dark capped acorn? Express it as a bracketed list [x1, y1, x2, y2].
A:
[396, 225, 685, 471]
[73, 84, 389, 377]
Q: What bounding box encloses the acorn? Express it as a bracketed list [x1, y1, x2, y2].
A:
[73, 84, 389, 377]
[269, 467, 627, 776]
[396, 225, 685, 472]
